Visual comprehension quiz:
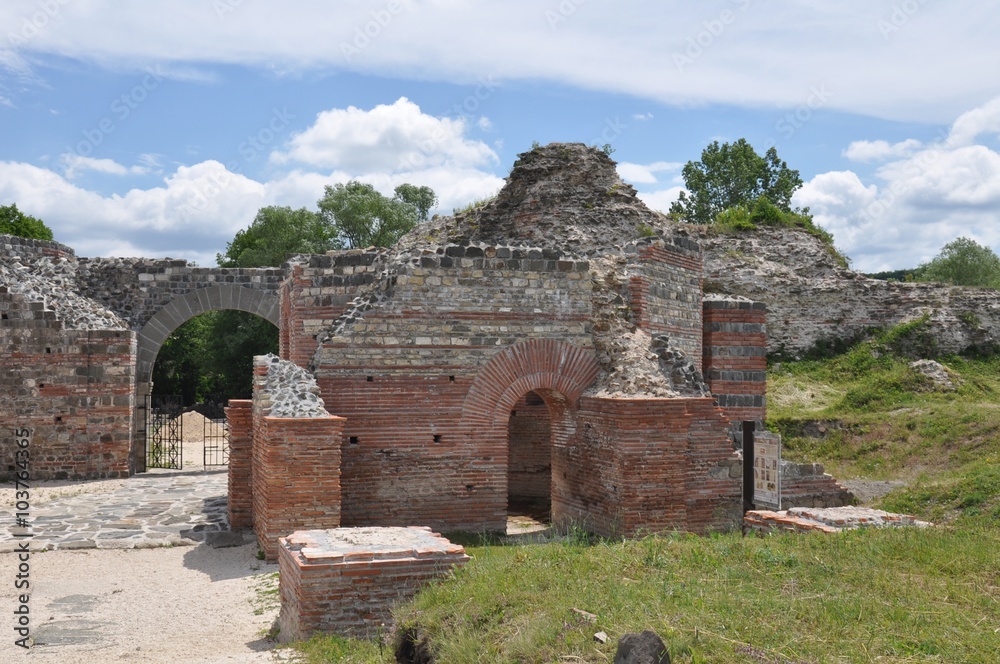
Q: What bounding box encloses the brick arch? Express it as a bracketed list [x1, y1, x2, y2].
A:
[134, 285, 280, 385]
[462, 339, 601, 428]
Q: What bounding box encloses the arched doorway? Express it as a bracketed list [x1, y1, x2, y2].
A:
[507, 390, 553, 525]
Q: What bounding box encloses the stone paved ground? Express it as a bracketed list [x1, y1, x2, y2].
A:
[0, 467, 229, 553]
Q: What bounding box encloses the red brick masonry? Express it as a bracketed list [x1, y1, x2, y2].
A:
[277, 526, 469, 640]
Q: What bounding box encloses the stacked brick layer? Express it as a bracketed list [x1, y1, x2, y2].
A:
[277, 526, 469, 640]
[252, 359, 344, 560]
[702, 297, 768, 423]
[226, 399, 253, 529]
[1, 283, 135, 480]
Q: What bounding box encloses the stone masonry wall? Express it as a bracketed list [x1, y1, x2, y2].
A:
[314, 246, 593, 532]
[75, 257, 284, 331]
[507, 391, 552, 502]
[1, 283, 135, 479]
[251, 356, 343, 560]
[279, 250, 388, 368]
[628, 237, 704, 361]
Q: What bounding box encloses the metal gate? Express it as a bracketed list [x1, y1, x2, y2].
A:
[146, 395, 184, 469]
[202, 397, 230, 466]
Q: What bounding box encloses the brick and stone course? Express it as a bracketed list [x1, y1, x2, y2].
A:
[277, 526, 468, 640]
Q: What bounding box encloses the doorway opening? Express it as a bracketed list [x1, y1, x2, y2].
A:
[507, 390, 552, 534]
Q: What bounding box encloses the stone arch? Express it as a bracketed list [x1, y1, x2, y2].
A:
[461, 339, 601, 429]
[135, 285, 280, 385]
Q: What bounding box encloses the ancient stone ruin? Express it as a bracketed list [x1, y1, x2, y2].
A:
[3, 144, 844, 545]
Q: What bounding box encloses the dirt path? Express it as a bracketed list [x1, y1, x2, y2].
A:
[1, 543, 284, 663]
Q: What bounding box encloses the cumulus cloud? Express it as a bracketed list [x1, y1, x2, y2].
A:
[617, 161, 681, 185]
[0, 98, 505, 262]
[637, 187, 684, 214]
[271, 97, 498, 172]
[797, 97, 1000, 272]
[1, 1, 997, 123]
[60, 154, 150, 179]
[842, 139, 923, 162]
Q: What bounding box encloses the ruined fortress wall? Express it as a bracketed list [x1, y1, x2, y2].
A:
[1, 234, 75, 262]
[75, 258, 284, 330]
[313, 246, 593, 532]
[279, 251, 388, 368]
[628, 237, 704, 360]
[0, 284, 134, 480]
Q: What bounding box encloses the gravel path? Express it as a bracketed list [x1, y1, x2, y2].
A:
[1, 430, 290, 662]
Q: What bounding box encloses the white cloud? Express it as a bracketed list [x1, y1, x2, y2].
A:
[637, 187, 684, 214]
[797, 97, 1000, 272]
[632, 113, 654, 121]
[271, 97, 498, 172]
[0, 98, 504, 262]
[477, 116, 493, 131]
[1, 1, 997, 123]
[59, 154, 150, 179]
[617, 161, 681, 185]
[842, 139, 922, 162]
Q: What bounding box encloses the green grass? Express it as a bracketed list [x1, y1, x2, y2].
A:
[295, 528, 1000, 663]
[293, 330, 1000, 661]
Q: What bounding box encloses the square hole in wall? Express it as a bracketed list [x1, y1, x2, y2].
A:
[433, 434, 442, 443]
[448, 375, 455, 382]
[366, 376, 373, 382]
[349, 436, 359, 445]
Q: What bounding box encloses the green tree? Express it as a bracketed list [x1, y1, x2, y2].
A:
[669, 139, 803, 224]
[217, 206, 337, 267]
[317, 181, 426, 248]
[393, 183, 438, 221]
[0, 203, 54, 241]
[918, 237, 1000, 288]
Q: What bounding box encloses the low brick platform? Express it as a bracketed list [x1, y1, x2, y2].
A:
[744, 506, 932, 535]
[277, 526, 469, 641]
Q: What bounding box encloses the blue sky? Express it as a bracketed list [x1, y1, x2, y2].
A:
[2, 1, 999, 272]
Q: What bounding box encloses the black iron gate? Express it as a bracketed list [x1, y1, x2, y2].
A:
[146, 395, 184, 469]
[202, 397, 230, 466]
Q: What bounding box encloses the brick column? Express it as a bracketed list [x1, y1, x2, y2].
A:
[702, 296, 768, 423]
[252, 414, 344, 560]
[226, 399, 253, 529]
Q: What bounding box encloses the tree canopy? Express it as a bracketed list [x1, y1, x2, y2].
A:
[393, 183, 438, 222]
[317, 181, 422, 248]
[669, 139, 803, 225]
[0, 203, 54, 241]
[917, 237, 1000, 289]
[217, 206, 337, 268]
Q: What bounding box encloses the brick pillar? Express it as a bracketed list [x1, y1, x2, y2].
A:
[252, 414, 344, 560]
[702, 296, 768, 423]
[226, 399, 253, 529]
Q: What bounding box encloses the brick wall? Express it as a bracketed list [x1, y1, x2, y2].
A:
[628, 237, 705, 360]
[251, 361, 344, 560]
[226, 399, 253, 529]
[277, 527, 469, 640]
[280, 250, 388, 368]
[507, 391, 552, 502]
[558, 396, 742, 537]
[1, 285, 135, 479]
[702, 296, 768, 423]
